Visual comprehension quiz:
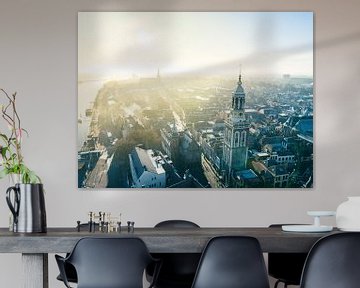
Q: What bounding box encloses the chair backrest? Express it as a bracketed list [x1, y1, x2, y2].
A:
[300, 232, 360, 288]
[191, 236, 270, 288]
[155, 220, 200, 228]
[268, 224, 308, 285]
[67, 237, 154, 288]
[152, 220, 201, 284]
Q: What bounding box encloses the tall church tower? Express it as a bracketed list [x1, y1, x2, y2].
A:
[223, 71, 249, 185]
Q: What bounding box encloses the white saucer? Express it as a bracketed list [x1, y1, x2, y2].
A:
[307, 211, 336, 217]
[282, 225, 333, 233]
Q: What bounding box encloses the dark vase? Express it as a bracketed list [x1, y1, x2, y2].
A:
[6, 183, 47, 233]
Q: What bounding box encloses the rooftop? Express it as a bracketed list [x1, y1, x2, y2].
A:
[236, 169, 259, 180]
[130, 147, 165, 178]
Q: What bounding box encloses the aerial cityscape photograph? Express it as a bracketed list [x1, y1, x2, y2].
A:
[78, 12, 313, 189]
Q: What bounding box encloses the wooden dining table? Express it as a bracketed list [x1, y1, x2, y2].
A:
[0, 226, 339, 288]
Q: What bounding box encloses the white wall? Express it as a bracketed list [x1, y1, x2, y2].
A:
[0, 0, 360, 287]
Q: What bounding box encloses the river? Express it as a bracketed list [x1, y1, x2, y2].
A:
[77, 80, 104, 150]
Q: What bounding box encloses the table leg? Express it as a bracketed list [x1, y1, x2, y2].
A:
[22, 253, 48, 288]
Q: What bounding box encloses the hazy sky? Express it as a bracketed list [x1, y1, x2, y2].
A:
[78, 12, 313, 79]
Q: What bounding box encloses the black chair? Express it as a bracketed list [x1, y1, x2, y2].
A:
[300, 232, 360, 288]
[56, 223, 99, 284]
[268, 224, 308, 288]
[147, 220, 201, 288]
[191, 236, 270, 288]
[55, 237, 160, 288]
[56, 262, 77, 284]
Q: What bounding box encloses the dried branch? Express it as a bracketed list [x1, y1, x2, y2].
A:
[0, 89, 39, 183]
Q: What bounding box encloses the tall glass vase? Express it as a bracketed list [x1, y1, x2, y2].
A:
[9, 173, 22, 186]
[7, 174, 21, 231]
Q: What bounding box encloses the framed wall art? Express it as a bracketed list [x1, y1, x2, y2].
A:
[78, 12, 313, 189]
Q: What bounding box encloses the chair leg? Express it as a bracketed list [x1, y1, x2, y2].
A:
[274, 280, 290, 288]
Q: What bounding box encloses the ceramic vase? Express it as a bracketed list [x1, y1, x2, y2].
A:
[6, 183, 47, 233]
[336, 196, 360, 231]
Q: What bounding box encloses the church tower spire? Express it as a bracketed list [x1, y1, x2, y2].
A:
[238, 64, 242, 84]
[231, 67, 246, 121]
